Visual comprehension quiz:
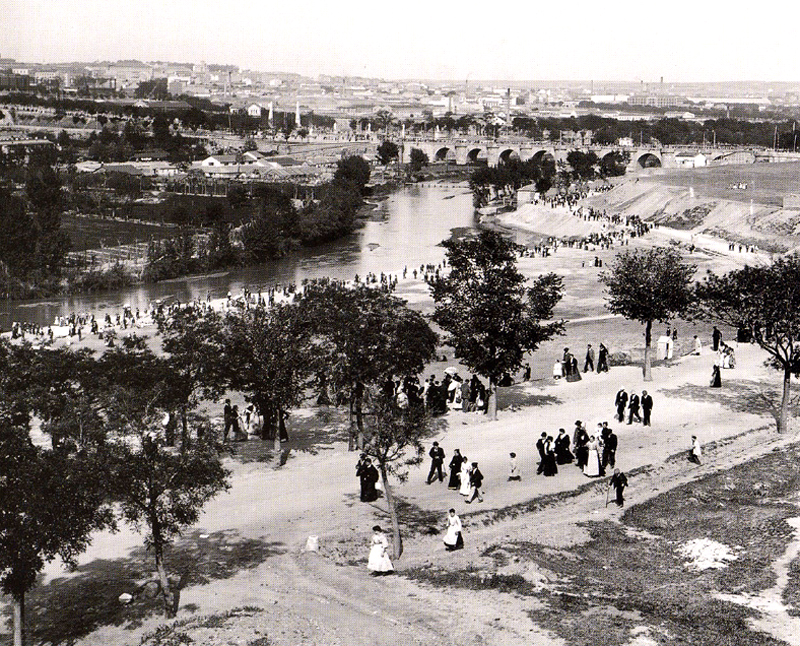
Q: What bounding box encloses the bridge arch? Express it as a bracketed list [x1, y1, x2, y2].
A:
[434, 146, 456, 162]
[531, 149, 555, 165]
[467, 147, 487, 163]
[637, 152, 662, 168]
[498, 148, 520, 165]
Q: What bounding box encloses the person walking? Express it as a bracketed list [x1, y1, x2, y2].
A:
[609, 469, 628, 507]
[465, 462, 484, 503]
[597, 342, 609, 373]
[426, 441, 446, 484]
[615, 389, 628, 423]
[641, 390, 653, 426]
[508, 452, 521, 481]
[601, 425, 617, 470]
[584, 343, 595, 373]
[448, 449, 464, 490]
[712, 326, 721, 352]
[222, 398, 233, 442]
[689, 436, 702, 465]
[536, 432, 547, 474]
[367, 525, 394, 575]
[358, 457, 380, 502]
[459, 457, 472, 496]
[627, 391, 641, 424]
[443, 509, 464, 551]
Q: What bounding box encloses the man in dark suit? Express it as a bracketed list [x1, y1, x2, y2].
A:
[602, 424, 617, 470]
[641, 390, 653, 426]
[536, 432, 547, 474]
[584, 344, 595, 373]
[615, 389, 628, 423]
[627, 392, 641, 424]
[426, 441, 446, 483]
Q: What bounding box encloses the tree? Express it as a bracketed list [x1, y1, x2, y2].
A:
[299, 280, 438, 448]
[693, 255, 800, 433]
[599, 150, 630, 177]
[0, 405, 114, 646]
[218, 303, 314, 451]
[601, 247, 696, 381]
[566, 150, 599, 180]
[334, 155, 371, 192]
[376, 140, 399, 166]
[108, 430, 229, 617]
[361, 396, 430, 560]
[431, 230, 564, 419]
[409, 147, 429, 174]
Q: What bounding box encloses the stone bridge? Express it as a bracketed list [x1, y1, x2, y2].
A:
[397, 137, 775, 170]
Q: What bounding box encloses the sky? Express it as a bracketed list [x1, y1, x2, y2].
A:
[1, 0, 797, 83]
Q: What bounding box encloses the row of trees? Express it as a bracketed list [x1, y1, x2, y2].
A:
[601, 246, 800, 434]
[144, 156, 371, 281]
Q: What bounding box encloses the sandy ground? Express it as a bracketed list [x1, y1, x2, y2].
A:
[3, 202, 800, 645]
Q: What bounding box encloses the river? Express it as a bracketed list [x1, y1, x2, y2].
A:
[1, 184, 477, 328]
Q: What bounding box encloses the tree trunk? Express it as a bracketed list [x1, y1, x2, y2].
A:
[379, 466, 403, 560]
[355, 391, 364, 450]
[643, 320, 653, 382]
[487, 378, 498, 420]
[154, 542, 176, 618]
[779, 367, 792, 433]
[180, 407, 189, 449]
[13, 592, 23, 646]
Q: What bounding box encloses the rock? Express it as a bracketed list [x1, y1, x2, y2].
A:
[142, 580, 160, 598]
[118, 593, 133, 604]
[305, 535, 319, 552]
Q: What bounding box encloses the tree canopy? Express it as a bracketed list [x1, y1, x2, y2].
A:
[693, 254, 800, 432]
[601, 247, 696, 380]
[431, 230, 564, 418]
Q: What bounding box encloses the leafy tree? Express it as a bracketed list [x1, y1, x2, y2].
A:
[599, 151, 630, 177]
[299, 280, 438, 448]
[0, 405, 114, 646]
[25, 155, 70, 276]
[361, 396, 430, 560]
[376, 140, 399, 166]
[0, 186, 37, 277]
[108, 430, 229, 617]
[218, 303, 314, 450]
[334, 155, 371, 192]
[601, 247, 696, 381]
[566, 150, 599, 180]
[431, 230, 564, 419]
[158, 308, 228, 445]
[374, 109, 394, 132]
[693, 255, 800, 433]
[409, 147, 429, 174]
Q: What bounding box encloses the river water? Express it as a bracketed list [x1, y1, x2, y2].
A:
[1, 184, 477, 328]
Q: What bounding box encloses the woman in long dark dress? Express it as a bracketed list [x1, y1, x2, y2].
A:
[566, 355, 582, 382]
[554, 429, 574, 464]
[542, 436, 558, 476]
[710, 364, 722, 388]
[448, 449, 463, 490]
[573, 425, 589, 469]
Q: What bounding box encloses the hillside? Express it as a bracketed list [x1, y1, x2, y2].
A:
[584, 167, 800, 253]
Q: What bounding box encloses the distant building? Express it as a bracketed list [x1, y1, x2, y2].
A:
[0, 72, 30, 91]
[674, 152, 707, 168]
[628, 94, 683, 108]
[783, 194, 800, 209]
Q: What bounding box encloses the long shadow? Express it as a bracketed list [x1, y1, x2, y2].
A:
[2, 530, 284, 646]
[497, 386, 562, 411]
[661, 379, 798, 423]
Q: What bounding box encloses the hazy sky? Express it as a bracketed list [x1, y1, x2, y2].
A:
[1, 0, 796, 82]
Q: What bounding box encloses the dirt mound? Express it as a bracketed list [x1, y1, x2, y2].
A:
[584, 179, 800, 252]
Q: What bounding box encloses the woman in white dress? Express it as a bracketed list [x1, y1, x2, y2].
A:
[459, 458, 472, 496]
[583, 435, 601, 477]
[367, 525, 394, 575]
[443, 509, 464, 551]
[553, 359, 564, 380]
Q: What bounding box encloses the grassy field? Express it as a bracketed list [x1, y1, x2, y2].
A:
[409, 442, 800, 646]
[62, 215, 179, 252]
[647, 162, 800, 206]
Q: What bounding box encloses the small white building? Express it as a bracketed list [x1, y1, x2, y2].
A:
[201, 154, 240, 167]
[675, 152, 707, 168]
[247, 103, 264, 118]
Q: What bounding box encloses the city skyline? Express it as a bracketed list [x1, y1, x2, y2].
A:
[2, 0, 799, 83]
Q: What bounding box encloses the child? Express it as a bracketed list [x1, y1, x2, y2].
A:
[508, 452, 521, 481]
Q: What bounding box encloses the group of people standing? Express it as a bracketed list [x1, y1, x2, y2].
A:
[536, 420, 619, 480]
[554, 344, 609, 381]
[614, 389, 653, 426]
